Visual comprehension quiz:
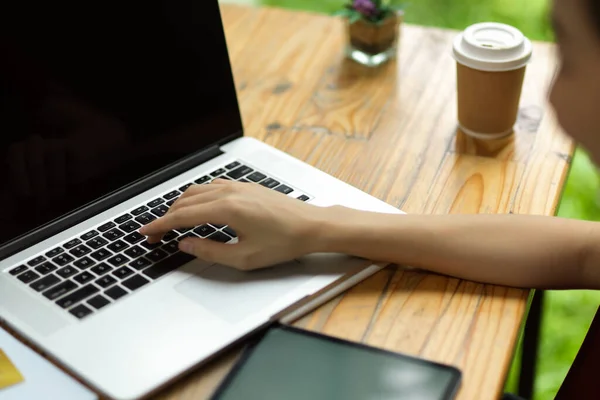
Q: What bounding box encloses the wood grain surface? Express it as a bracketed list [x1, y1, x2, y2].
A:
[3, 4, 570, 400]
[154, 5, 572, 400]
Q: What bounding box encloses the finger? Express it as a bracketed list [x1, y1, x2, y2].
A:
[140, 201, 229, 237]
[168, 188, 226, 214]
[211, 178, 234, 185]
[173, 183, 221, 206]
[179, 238, 243, 269]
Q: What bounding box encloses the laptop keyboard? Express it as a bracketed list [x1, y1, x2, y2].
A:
[6, 162, 311, 320]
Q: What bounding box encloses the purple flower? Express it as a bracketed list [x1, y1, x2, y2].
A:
[352, 0, 377, 16]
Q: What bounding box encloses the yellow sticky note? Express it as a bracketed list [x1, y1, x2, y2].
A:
[0, 349, 24, 389]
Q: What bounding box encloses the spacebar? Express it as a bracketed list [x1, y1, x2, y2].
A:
[143, 252, 195, 280]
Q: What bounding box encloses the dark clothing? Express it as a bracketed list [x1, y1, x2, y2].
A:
[555, 307, 600, 399]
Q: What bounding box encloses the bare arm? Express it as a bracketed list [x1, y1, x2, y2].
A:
[314, 208, 600, 290]
[140, 180, 600, 290]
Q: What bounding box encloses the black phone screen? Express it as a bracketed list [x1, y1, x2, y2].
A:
[212, 325, 462, 400]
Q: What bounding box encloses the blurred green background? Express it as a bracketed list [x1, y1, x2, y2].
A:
[224, 0, 600, 398]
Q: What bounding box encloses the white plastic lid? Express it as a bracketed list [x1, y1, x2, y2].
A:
[452, 22, 533, 72]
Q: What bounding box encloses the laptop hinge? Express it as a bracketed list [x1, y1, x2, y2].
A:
[0, 144, 226, 260]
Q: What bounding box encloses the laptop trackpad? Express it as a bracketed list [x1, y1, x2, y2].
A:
[175, 261, 312, 324]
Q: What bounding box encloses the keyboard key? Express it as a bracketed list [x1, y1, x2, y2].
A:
[27, 255, 46, 267]
[119, 220, 142, 233]
[69, 244, 91, 258]
[123, 275, 150, 291]
[129, 257, 152, 271]
[107, 254, 129, 267]
[146, 249, 168, 263]
[113, 266, 134, 280]
[87, 237, 109, 249]
[193, 224, 216, 238]
[131, 205, 149, 216]
[103, 228, 125, 241]
[227, 165, 253, 180]
[147, 198, 164, 208]
[162, 241, 180, 254]
[43, 280, 77, 300]
[35, 261, 58, 275]
[297, 194, 310, 202]
[107, 240, 128, 253]
[135, 213, 156, 225]
[98, 222, 116, 232]
[212, 224, 225, 229]
[274, 185, 293, 194]
[45, 247, 64, 258]
[175, 227, 192, 234]
[73, 256, 95, 269]
[91, 262, 112, 276]
[70, 304, 93, 319]
[225, 161, 240, 170]
[53, 254, 75, 267]
[73, 271, 95, 284]
[124, 232, 145, 245]
[195, 175, 211, 184]
[124, 245, 145, 258]
[164, 190, 180, 200]
[260, 178, 280, 189]
[88, 295, 110, 310]
[105, 285, 128, 300]
[30, 275, 60, 292]
[210, 168, 226, 177]
[151, 205, 169, 217]
[247, 172, 266, 182]
[57, 266, 78, 279]
[91, 248, 112, 261]
[163, 231, 179, 242]
[179, 183, 194, 192]
[114, 214, 132, 224]
[240, 179, 251, 183]
[166, 199, 177, 207]
[64, 238, 82, 249]
[57, 284, 99, 308]
[96, 275, 117, 289]
[143, 252, 195, 280]
[140, 241, 162, 250]
[223, 226, 237, 238]
[80, 230, 98, 241]
[208, 231, 232, 243]
[9, 265, 27, 276]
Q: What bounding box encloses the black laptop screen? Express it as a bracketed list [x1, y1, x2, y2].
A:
[0, 1, 243, 248]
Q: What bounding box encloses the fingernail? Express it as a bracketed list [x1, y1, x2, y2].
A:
[179, 240, 193, 254]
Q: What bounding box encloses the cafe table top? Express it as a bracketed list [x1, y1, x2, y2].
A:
[155, 5, 571, 400]
[5, 3, 572, 400]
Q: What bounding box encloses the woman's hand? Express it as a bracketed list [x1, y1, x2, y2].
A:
[139, 179, 328, 270]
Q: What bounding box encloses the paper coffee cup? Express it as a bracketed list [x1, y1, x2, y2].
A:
[453, 23, 533, 139]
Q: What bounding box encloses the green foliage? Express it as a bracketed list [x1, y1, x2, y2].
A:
[257, 1, 600, 399]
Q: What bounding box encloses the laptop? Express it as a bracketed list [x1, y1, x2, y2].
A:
[0, 1, 403, 399]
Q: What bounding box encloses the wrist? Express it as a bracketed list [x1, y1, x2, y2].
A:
[305, 205, 358, 254]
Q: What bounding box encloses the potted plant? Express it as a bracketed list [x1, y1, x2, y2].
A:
[335, 0, 406, 67]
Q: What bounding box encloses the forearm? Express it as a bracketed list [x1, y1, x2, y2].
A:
[313, 207, 600, 290]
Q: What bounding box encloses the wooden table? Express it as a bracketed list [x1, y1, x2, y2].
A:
[5, 4, 570, 400]
[154, 5, 572, 400]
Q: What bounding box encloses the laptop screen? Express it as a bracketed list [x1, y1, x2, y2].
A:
[0, 1, 243, 249]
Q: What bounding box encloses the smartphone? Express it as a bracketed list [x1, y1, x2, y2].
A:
[211, 323, 462, 400]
